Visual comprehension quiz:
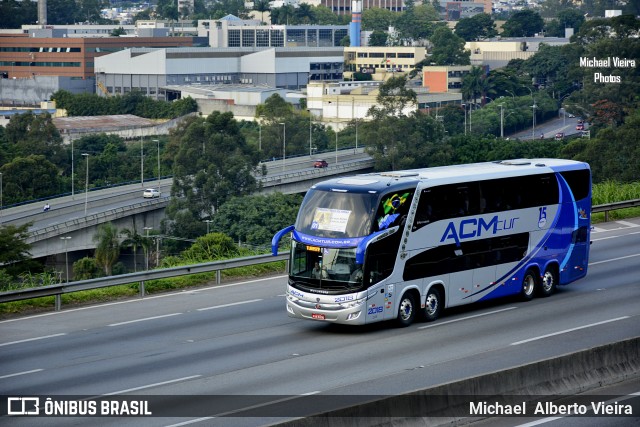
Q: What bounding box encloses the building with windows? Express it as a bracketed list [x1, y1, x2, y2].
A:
[343, 46, 427, 80]
[94, 47, 345, 99]
[198, 16, 349, 48]
[317, 0, 405, 15]
[0, 27, 194, 105]
[437, 0, 492, 21]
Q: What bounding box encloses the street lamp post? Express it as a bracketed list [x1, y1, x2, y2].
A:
[71, 139, 74, 198]
[462, 103, 467, 135]
[204, 219, 212, 234]
[0, 172, 3, 224]
[60, 236, 72, 283]
[499, 104, 504, 138]
[335, 130, 338, 165]
[82, 153, 89, 216]
[143, 227, 152, 270]
[140, 133, 144, 186]
[278, 123, 286, 172]
[355, 117, 358, 151]
[308, 110, 312, 157]
[153, 139, 160, 192]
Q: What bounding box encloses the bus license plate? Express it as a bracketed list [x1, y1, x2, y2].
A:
[312, 313, 325, 320]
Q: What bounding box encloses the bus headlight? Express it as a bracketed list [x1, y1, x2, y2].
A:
[343, 297, 366, 309]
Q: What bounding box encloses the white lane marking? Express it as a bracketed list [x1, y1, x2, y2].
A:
[591, 226, 605, 233]
[589, 253, 640, 266]
[0, 333, 66, 347]
[418, 307, 517, 330]
[197, 299, 262, 311]
[511, 316, 630, 346]
[591, 230, 640, 241]
[0, 275, 287, 324]
[165, 417, 215, 426]
[616, 220, 640, 228]
[514, 391, 640, 426]
[108, 313, 182, 326]
[102, 375, 202, 395]
[0, 369, 43, 379]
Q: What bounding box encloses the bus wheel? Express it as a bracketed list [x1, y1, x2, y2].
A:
[423, 287, 442, 322]
[520, 269, 537, 301]
[396, 292, 416, 327]
[539, 266, 557, 297]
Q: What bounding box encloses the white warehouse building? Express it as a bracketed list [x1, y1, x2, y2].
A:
[94, 47, 345, 100]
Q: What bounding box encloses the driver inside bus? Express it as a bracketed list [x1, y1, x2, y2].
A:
[312, 261, 329, 279]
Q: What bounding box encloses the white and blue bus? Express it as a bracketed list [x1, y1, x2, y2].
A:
[272, 159, 591, 327]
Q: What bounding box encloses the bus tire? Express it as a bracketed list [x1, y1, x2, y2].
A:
[396, 292, 416, 327]
[539, 265, 558, 297]
[423, 287, 443, 322]
[520, 269, 537, 301]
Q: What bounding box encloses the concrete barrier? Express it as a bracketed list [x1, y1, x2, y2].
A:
[270, 337, 640, 426]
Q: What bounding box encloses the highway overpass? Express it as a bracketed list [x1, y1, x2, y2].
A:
[1, 149, 374, 263]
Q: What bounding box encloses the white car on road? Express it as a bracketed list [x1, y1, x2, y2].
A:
[143, 188, 161, 198]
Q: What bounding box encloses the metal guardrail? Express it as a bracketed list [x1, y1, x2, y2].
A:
[1, 199, 638, 310]
[591, 198, 640, 222]
[0, 253, 289, 310]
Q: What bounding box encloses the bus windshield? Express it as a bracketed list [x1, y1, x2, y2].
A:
[290, 241, 364, 291]
[294, 189, 378, 238]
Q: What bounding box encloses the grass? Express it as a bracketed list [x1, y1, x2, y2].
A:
[2, 181, 639, 317]
[0, 259, 286, 317]
[592, 181, 640, 223]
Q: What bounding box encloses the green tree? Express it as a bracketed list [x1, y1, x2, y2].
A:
[368, 75, 418, 119]
[562, 109, 640, 183]
[501, 9, 545, 37]
[166, 112, 260, 239]
[369, 30, 388, 47]
[312, 6, 340, 25]
[93, 222, 121, 276]
[362, 7, 397, 31]
[73, 257, 100, 280]
[120, 228, 149, 272]
[179, 232, 239, 263]
[0, 0, 36, 28]
[363, 112, 450, 171]
[455, 13, 497, 41]
[0, 223, 32, 270]
[253, 0, 270, 23]
[1, 155, 62, 204]
[428, 26, 470, 65]
[211, 193, 303, 245]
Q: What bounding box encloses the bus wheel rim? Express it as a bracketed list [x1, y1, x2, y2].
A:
[400, 298, 413, 320]
[542, 271, 554, 292]
[425, 293, 438, 316]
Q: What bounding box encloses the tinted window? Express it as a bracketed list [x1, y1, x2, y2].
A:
[560, 169, 591, 201]
[413, 174, 559, 231]
[404, 233, 529, 281]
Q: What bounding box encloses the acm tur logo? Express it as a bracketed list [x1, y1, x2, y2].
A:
[440, 214, 523, 246]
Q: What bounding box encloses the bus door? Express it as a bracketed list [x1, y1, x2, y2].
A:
[365, 282, 387, 322]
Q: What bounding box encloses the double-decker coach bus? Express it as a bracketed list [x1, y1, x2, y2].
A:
[272, 159, 591, 327]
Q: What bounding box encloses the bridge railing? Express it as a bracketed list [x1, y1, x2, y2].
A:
[0, 200, 638, 310]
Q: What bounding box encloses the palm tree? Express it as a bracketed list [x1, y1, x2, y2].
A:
[295, 4, 315, 24]
[461, 66, 486, 110]
[120, 228, 149, 272]
[254, 0, 271, 24]
[93, 222, 121, 276]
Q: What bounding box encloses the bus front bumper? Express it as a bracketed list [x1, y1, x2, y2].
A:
[286, 295, 367, 325]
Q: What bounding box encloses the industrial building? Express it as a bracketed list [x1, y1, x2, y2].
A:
[94, 47, 345, 99]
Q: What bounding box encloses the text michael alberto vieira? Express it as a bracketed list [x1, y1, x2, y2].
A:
[580, 56, 636, 83]
[469, 400, 633, 416]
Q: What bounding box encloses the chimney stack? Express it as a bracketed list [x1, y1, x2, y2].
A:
[38, 0, 47, 26]
[349, 1, 362, 47]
